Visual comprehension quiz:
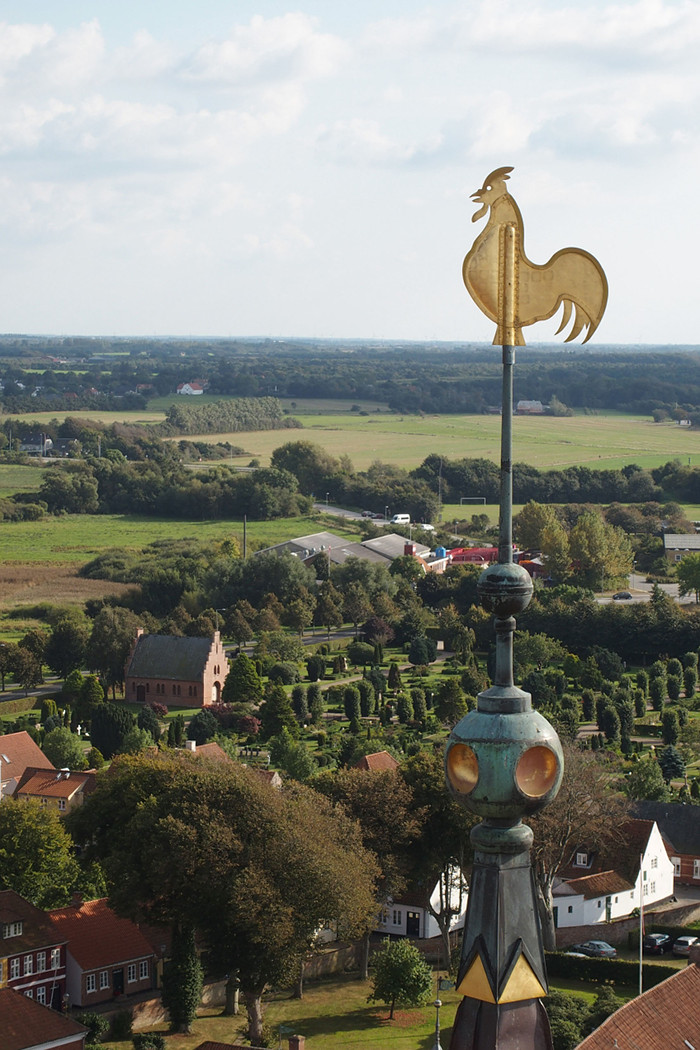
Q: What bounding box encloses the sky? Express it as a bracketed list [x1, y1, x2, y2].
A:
[0, 0, 699, 344]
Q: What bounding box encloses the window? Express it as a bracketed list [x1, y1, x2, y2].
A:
[643, 883, 649, 896]
[675, 553, 682, 562]
[10, 958, 20, 979]
[40, 797, 48, 805]
[58, 799, 66, 811]
[651, 857, 658, 869]
[100, 971, 109, 990]
[50, 948, 60, 969]
[575, 852, 588, 867]
[24, 955, 33, 975]
[127, 963, 137, 983]
[597, 900, 602, 909]
[172, 685, 176, 695]
[672, 856, 681, 876]
[614, 896, 619, 903]
[694, 859, 700, 879]
[86, 974, 96, 994]
[139, 960, 149, 980]
[392, 910, 401, 926]
[188, 686, 192, 697]
[37, 952, 46, 972]
[36, 987, 46, 1005]
[3, 921, 22, 938]
[650, 881, 656, 894]
[567, 906, 573, 914]
[24, 989, 33, 998]
[193, 686, 197, 697]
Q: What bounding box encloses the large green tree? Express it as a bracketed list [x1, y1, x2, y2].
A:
[86, 607, 141, 698]
[68, 754, 377, 1046]
[222, 652, 263, 705]
[676, 552, 700, 602]
[0, 798, 80, 907]
[43, 727, 89, 770]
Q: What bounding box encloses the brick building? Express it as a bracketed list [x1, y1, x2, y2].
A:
[124, 630, 229, 708]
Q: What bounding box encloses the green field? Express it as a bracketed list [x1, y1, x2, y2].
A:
[0, 513, 359, 565]
[186, 412, 700, 473]
[5, 404, 700, 473]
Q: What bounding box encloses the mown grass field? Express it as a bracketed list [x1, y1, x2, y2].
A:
[5, 403, 700, 472]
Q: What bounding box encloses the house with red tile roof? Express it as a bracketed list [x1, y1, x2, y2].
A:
[552, 818, 673, 928]
[14, 768, 97, 814]
[0, 988, 86, 1050]
[0, 890, 67, 1010]
[48, 899, 155, 1007]
[353, 751, 399, 772]
[0, 732, 55, 799]
[577, 951, 700, 1049]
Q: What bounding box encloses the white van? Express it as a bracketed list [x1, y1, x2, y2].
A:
[391, 513, 411, 525]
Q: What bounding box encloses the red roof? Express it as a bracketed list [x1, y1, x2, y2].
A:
[15, 768, 97, 801]
[48, 899, 154, 971]
[0, 987, 86, 1050]
[577, 960, 700, 1048]
[353, 751, 399, 772]
[0, 890, 66, 955]
[557, 869, 633, 899]
[0, 732, 55, 791]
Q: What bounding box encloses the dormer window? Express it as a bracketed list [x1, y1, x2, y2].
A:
[3, 921, 22, 938]
[575, 852, 588, 867]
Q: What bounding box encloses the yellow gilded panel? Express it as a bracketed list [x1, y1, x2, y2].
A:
[498, 954, 547, 1004]
[456, 953, 496, 1004]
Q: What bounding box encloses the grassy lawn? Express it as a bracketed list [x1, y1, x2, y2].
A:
[100, 972, 609, 1050]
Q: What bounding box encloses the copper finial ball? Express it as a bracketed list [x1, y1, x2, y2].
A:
[477, 561, 533, 618]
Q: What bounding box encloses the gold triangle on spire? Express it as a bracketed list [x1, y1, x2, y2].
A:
[498, 953, 547, 1003]
[456, 953, 496, 1003]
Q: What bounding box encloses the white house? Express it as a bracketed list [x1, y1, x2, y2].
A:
[552, 819, 673, 929]
[176, 382, 204, 395]
[375, 864, 468, 940]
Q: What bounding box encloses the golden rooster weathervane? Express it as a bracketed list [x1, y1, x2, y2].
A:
[463, 166, 608, 345]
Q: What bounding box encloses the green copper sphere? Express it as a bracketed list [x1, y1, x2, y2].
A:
[477, 561, 533, 618]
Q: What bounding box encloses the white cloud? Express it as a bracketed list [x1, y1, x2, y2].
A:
[182, 13, 349, 85]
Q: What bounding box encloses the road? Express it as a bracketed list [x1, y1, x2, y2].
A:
[596, 578, 695, 606]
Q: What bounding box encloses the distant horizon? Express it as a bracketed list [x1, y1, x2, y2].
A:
[2, 333, 700, 354]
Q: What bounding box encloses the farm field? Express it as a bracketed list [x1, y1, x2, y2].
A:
[4, 404, 700, 472]
[181, 413, 700, 473]
[0, 513, 358, 566]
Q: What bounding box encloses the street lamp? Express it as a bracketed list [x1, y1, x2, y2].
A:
[384, 505, 389, 521]
[325, 492, 329, 505]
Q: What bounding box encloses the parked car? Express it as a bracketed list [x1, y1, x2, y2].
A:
[419, 523, 435, 532]
[570, 940, 617, 958]
[612, 590, 632, 600]
[643, 932, 672, 954]
[673, 935, 699, 956]
[360, 510, 374, 517]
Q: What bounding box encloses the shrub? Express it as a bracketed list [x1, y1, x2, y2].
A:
[77, 1012, 109, 1045]
[133, 1036, 166, 1050]
[268, 661, 300, 685]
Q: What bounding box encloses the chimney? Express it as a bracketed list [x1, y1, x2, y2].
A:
[185, 740, 196, 752]
[404, 541, 416, 556]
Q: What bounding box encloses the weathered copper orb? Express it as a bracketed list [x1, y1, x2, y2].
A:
[477, 561, 533, 617]
[445, 707, 563, 819]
